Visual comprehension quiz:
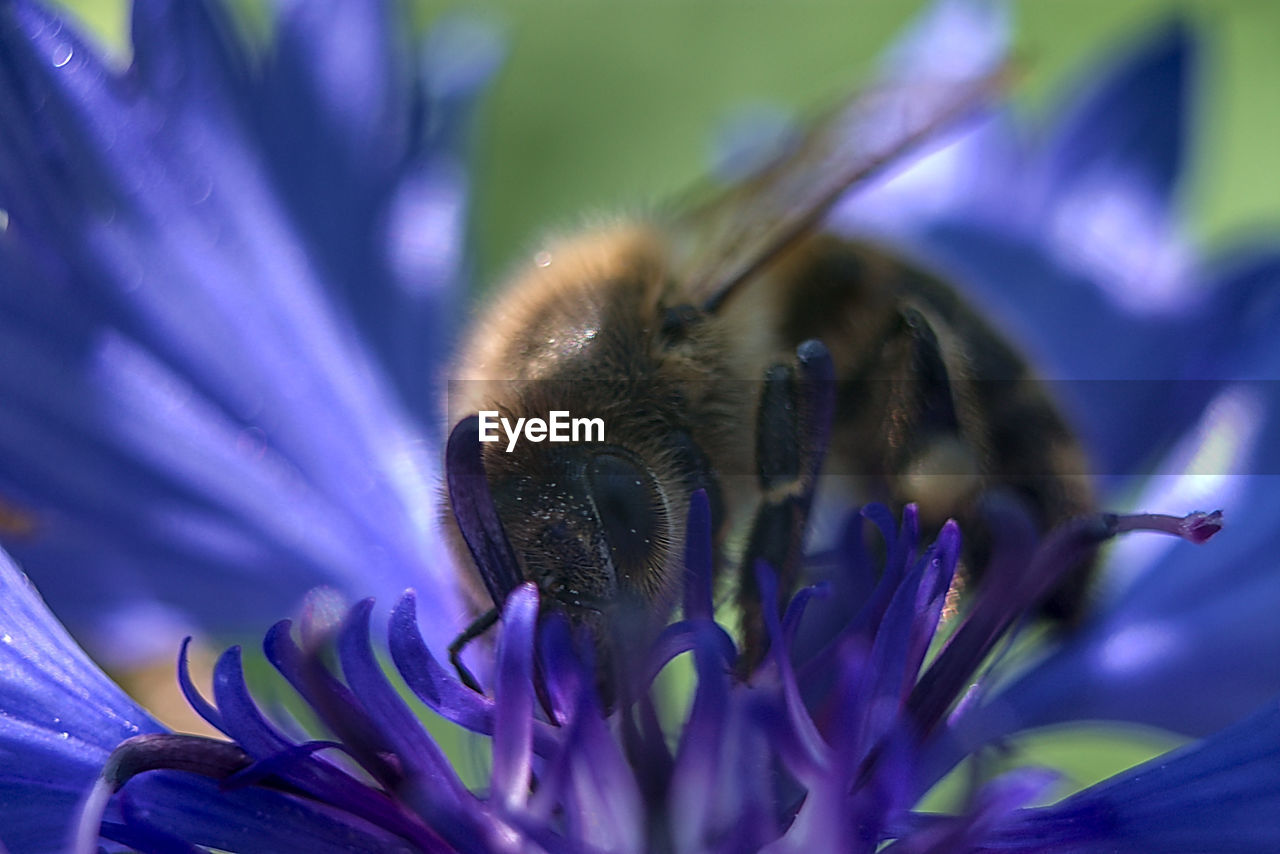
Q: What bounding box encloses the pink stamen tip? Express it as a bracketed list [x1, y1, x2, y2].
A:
[1112, 510, 1224, 543]
[1179, 509, 1225, 544]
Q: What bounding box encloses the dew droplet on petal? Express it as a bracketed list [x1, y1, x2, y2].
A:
[51, 43, 73, 68]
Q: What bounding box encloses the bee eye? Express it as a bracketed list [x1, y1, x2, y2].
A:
[586, 452, 662, 582]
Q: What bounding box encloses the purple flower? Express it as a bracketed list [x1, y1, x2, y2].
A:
[3, 0, 1280, 852]
[1, 489, 1263, 852]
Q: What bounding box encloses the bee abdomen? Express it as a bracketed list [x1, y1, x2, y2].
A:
[760, 235, 1095, 618]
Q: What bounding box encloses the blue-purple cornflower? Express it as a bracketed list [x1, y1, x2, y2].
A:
[3, 0, 1280, 852]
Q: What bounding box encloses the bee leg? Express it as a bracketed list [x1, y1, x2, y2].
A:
[901, 307, 961, 435]
[891, 305, 984, 513]
[449, 607, 499, 693]
[737, 339, 835, 674]
[896, 305, 997, 567]
[908, 306, 1096, 620]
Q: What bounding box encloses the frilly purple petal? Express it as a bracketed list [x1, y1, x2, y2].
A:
[210, 646, 349, 798]
[337, 604, 458, 786]
[387, 592, 562, 757]
[668, 622, 745, 852]
[177, 637, 225, 736]
[682, 489, 715, 621]
[446, 416, 523, 609]
[490, 584, 537, 812]
[117, 772, 423, 854]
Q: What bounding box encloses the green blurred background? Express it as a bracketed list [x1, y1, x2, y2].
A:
[48, 0, 1280, 808]
[55, 0, 1280, 289]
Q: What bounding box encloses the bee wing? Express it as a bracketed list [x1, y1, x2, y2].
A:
[672, 64, 1013, 313]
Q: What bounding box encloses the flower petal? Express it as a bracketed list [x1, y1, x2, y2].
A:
[336, 600, 481, 843]
[445, 416, 523, 611]
[0, 546, 431, 853]
[209, 645, 448, 847]
[532, 632, 645, 853]
[0, 546, 160, 851]
[490, 584, 537, 812]
[115, 772, 422, 854]
[682, 489, 715, 621]
[669, 622, 755, 853]
[0, 0, 462, 660]
[387, 592, 563, 759]
[992, 697, 1280, 852]
[251, 2, 500, 419]
[1040, 20, 1194, 210]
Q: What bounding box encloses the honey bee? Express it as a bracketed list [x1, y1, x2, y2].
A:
[443, 65, 1092, 692]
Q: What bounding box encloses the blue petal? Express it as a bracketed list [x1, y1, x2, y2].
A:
[884, 24, 1207, 324]
[879, 0, 1009, 82]
[1201, 245, 1280, 379]
[756, 564, 828, 773]
[264, 621, 392, 778]
[855, 523, 958, 753]
[115, 772, 422, 854]
[251, 3, 499, 421]
[131, 0, 500, 423]
[833, 0, 1020, 236]
[0, 0, 464, 659]
[682, 489, 715, 621]
[446, 416, 523, 611]
[887, 768, 1058, 853]
[668, 622, 759, 852]
[177, 638, 226, 735]
[0, 546, 161, 852]
[992, 698, 1280, 851]
[129, 0, 250, 105]
[387, 594, 499, 725]
[258, 0, 406, 167]
[1040, 20, 1194, 209]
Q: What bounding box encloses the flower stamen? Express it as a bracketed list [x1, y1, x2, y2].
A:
[909, 508, 1224, 738]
